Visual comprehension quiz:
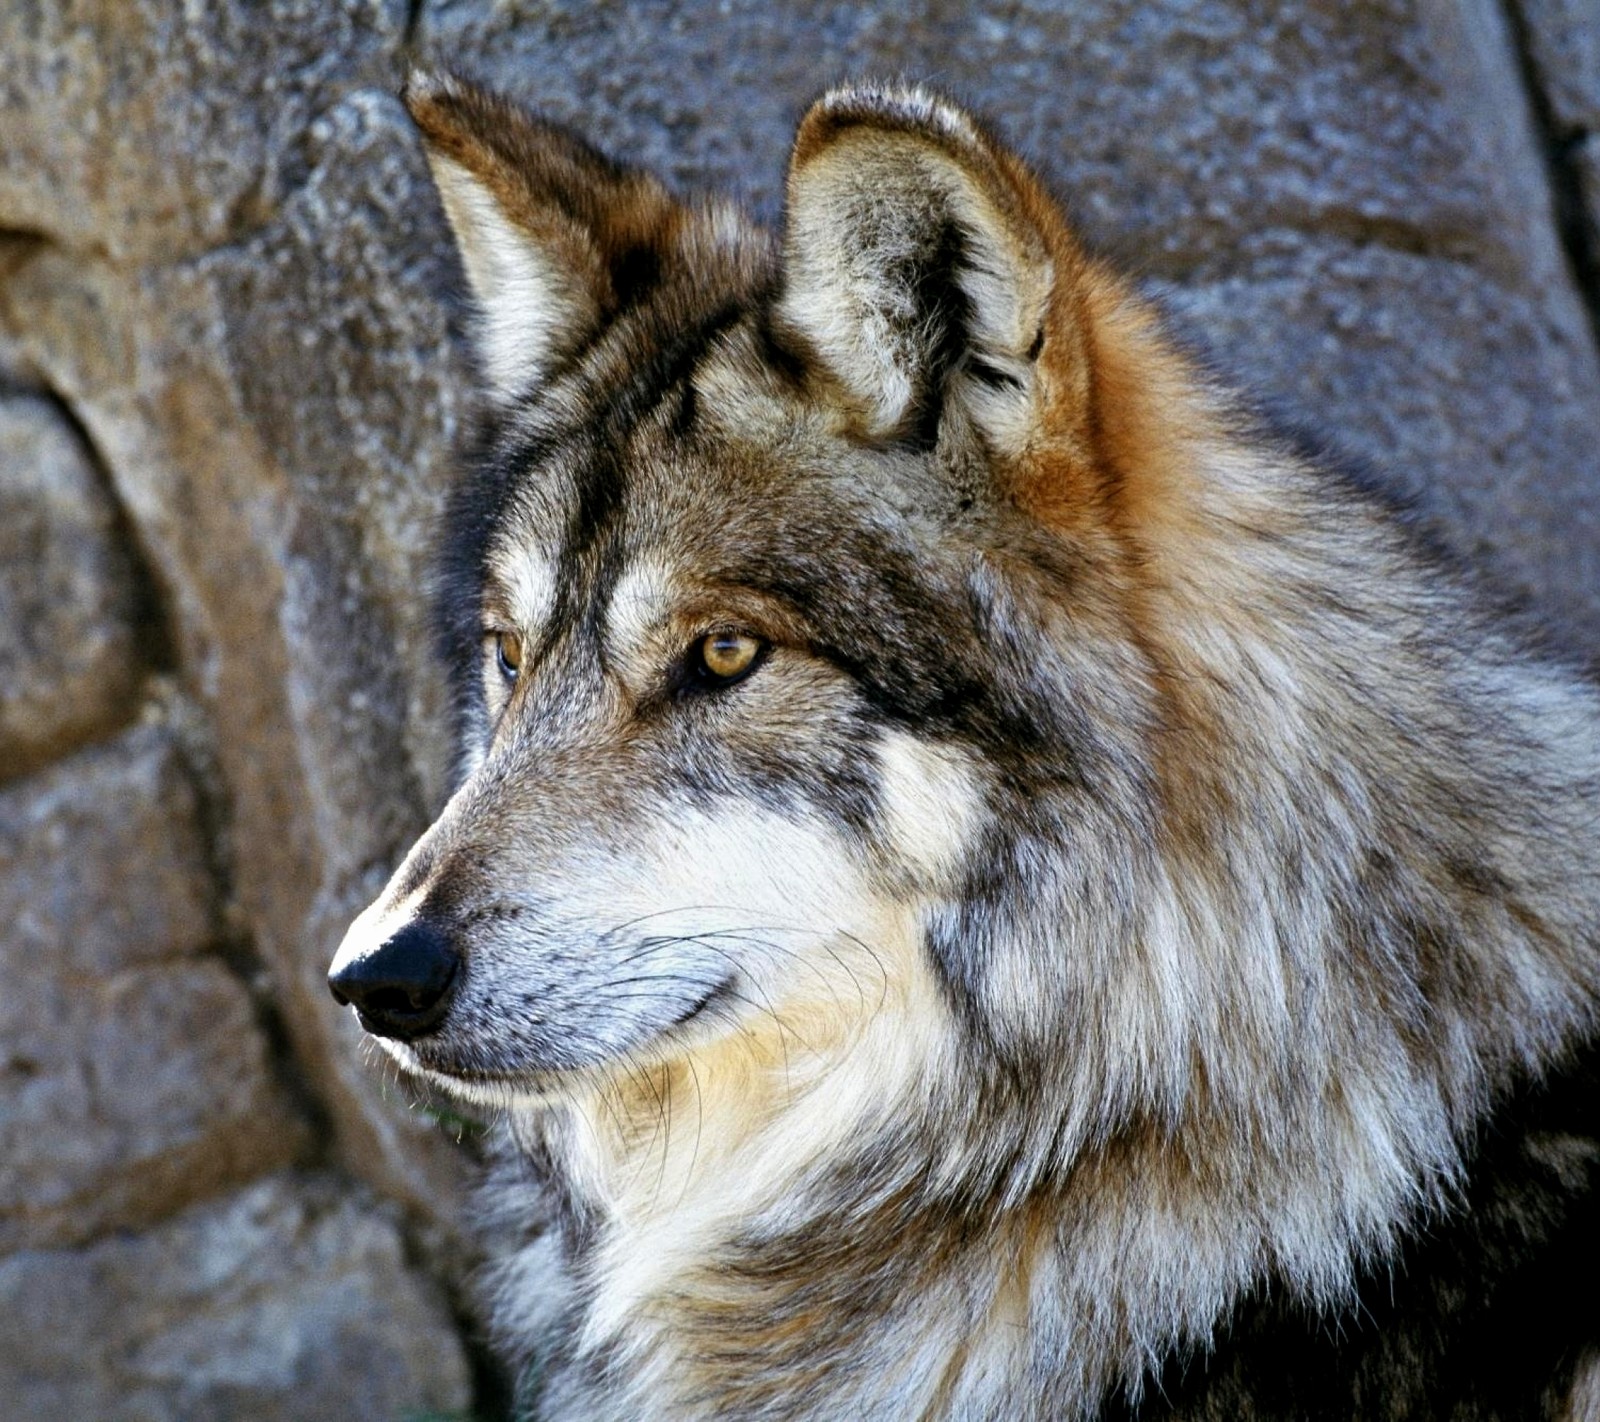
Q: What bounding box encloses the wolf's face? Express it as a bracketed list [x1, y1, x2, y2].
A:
[331, 75, 1166, 1123]
[340, 418, 994, 1094]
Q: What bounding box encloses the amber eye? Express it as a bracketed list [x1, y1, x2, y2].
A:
[493, 630, 524, 681]
[696, 631, 764, 685]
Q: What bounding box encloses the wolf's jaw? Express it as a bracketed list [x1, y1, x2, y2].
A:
[362, 1028, 580, 1111]
[363, 970, 744, 1112]
[669, 977, 736, 1028]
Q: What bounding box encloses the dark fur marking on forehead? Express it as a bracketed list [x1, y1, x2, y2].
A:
[434, 417, 568, 743]
[669, 378, 697, 439]
[752, 303, 809, 391]
[549, 299, 750, 626]
[610, 244, 663, 308]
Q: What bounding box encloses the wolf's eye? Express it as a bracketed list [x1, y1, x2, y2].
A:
[695, 632, 764, 686]
[494, 630, 524, 681]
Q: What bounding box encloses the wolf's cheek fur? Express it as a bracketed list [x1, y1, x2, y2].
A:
[870, 729, 987, 891]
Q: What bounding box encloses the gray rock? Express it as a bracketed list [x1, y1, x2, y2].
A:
[206, 87, 470, 836]
[0, 185, 475, 1242]
[0, 0, 408, 264]
[0, 720, 212, 975]
[0, 726, 308, 1249]
[0, 1171, 473, 1422]
[0, 394, 143, 779]
[1516, 0, 1600, 131]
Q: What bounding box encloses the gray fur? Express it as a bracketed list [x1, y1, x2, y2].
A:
[329, 74, 1600, 1419]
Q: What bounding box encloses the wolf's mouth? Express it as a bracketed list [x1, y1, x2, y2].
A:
[670, 977, 737, 1030]
[388, 977, 740, 1092]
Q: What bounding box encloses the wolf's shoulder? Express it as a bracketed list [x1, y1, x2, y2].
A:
[1116, 1036, 1600, 1419]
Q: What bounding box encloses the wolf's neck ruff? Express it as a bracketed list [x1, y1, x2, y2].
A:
[328, 68, 1600, 1420]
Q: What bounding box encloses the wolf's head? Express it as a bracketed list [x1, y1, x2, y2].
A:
[329, 71, 1193, 1142]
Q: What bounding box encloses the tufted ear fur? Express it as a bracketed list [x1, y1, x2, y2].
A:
[778, 84, 1096, 459]
[404, 68, 683, 402]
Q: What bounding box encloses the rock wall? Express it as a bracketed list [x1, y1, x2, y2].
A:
[1, 3, 1597, 1418]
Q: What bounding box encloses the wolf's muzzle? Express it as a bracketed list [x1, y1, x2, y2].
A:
[328, 919, 460, 1040]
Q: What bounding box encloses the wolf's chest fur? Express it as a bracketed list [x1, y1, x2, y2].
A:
[329, 70, 1600, 1418]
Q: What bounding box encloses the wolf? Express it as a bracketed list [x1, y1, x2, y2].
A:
[328, 68, 1600, 1419]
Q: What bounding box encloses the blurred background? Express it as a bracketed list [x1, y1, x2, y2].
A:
[2, 2, 1599, 1418]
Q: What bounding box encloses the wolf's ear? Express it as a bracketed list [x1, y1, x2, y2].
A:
[778, 85, 1090, 453]
[404, 69, 681, 402]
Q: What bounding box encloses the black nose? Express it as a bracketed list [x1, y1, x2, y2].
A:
[328, 920, 460, 1040]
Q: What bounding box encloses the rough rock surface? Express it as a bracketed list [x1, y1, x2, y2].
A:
[0, 724, 307, 1251]
[0, 393, 144, 777]
[0, 1172, 473, 1422]
[0, 2, 1597, 1417]
[1517, 0, 1600, 131]
[0, 0, 407, 264]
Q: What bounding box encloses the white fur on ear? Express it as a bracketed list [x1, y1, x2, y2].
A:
[425, 152, 601, 403]
[779, 89, 1053, 445]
